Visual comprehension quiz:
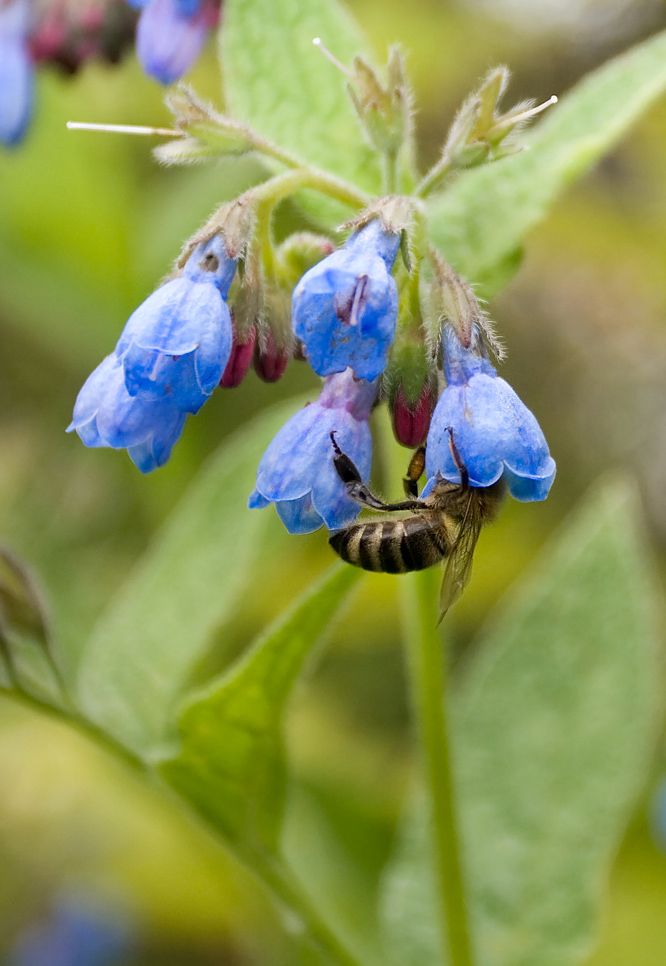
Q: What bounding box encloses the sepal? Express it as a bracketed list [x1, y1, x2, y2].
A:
[159, 86, 255, 161]
[347, 46, 413, 159]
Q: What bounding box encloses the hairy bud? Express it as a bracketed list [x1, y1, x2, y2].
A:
[254, 329, 290, 383]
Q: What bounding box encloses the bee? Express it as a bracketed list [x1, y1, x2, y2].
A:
[328, 430, 504, 620]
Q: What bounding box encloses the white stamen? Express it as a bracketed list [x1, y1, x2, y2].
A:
[312, 38, 353, 78]
[67, 122, 183, 137]
[349, 274, 369, 326]
[509, 95, 558, 125]
[490, 95, 558, 135]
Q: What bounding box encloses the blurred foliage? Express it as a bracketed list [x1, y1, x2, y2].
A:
[1, 0, 666, 963]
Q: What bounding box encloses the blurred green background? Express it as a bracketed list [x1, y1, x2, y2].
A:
[1, 0, 666, 962]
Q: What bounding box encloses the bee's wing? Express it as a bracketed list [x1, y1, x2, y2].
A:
[438, 515, 483, 624]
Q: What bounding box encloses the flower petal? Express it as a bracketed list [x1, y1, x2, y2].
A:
[276, 495, 323, 534]
[503, 458, 556, 502]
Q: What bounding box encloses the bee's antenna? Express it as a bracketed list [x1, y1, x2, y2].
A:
[445, 427, 469, 488]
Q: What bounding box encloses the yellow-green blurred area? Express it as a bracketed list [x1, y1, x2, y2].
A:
[1, 0, 666, 962]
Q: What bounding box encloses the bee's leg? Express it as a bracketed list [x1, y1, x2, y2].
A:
[445, 427, 469, 488]
[330, 432, 426, 512]
[403, 445, 426, 498]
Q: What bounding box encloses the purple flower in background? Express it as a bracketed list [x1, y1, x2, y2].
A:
[249, 368, 377, 533]
[9, 894, 132, 966]
[292, 218, 401, 382]
[0, 0, 33, 146]
[423, 324, 556, 501]
[136, 0, 218, 84]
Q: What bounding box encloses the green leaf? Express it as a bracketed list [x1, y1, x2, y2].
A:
[428, 28, 666, 292]
[220, 0, 382, 209]
[380, 479, 662, 966]
[159, 564, 360, 853]
[76, 396, 310, 757]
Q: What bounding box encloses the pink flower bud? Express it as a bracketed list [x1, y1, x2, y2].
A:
[391, 384, 435, 448]
[29, 8, 68, 62]
[253, 330, 290, 383]
[219, 322, 256, 388]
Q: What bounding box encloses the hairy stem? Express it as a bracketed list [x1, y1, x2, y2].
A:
[249, 167, 370, 213]
[415, 157, 452, 199]
[401, 568, 475, 966]
[382, 148, 399, 194]
[250, 134, 304, 170]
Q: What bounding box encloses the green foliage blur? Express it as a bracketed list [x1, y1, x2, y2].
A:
[1, 0, 666, 962]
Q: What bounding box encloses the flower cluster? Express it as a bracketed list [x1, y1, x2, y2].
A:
[0, 0, 219, 147]
[68, 233, 236, 472]
[70, 209, 555, 536]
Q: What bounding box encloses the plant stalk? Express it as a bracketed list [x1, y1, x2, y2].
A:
[401, 568, 475, 966]
[415, 157, 452, 199]
[248, 850, 366, 966]
[250, 166, 370, 212]
[1, 687, 366, 966]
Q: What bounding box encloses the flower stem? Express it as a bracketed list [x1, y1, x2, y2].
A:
[250, 167, 370, 213]
[2, 687, 367, 966]
[401, 567, 475, 966]
[415, 157, 452, 199]
[382, 148, 399, 194]
[2, 686, 147, 775]
[249, 850, 367, 966]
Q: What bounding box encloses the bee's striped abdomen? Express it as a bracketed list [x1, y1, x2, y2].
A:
[329, 517, 448, 574]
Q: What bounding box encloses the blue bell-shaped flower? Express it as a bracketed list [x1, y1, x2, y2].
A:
[68, 355, 187, 473]
[423, 324, 556, 501]
[117, 234, 236, 414]
[291, 218, 400, 382]
[249, 368, 377, 533]
[69, 233, 236, 471]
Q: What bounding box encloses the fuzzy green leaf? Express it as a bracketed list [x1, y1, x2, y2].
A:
[76, 397, 308, 757]
[159, 564, 360, 853]
[381, 479, 662, 966]
[220, 0, 382, 210]
[428, 28, 666, 292]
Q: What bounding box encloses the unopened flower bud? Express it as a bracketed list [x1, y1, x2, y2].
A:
[254, 330, 290, 383]
[220, 320, 256, 388]
[391, 383, 435, 448]
[28, 0, 135, 72]
[276, 233, 335, 287]
[156, 87, 256, 165]
[347, 48, 413, 157]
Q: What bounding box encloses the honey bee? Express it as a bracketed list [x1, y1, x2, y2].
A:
[328, 430, 504, 620]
